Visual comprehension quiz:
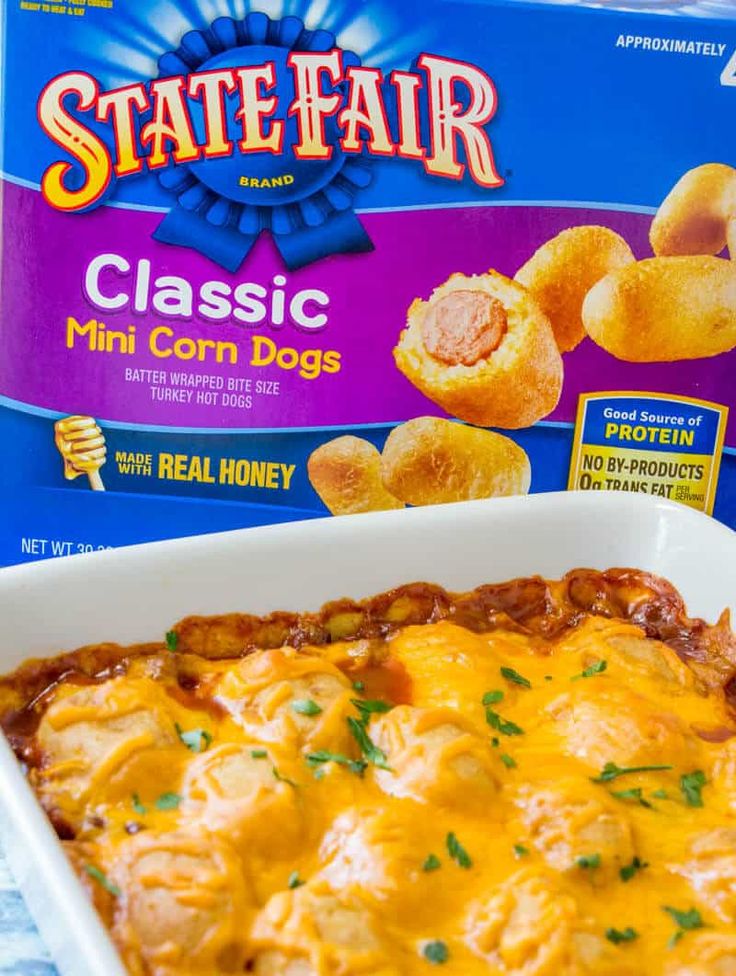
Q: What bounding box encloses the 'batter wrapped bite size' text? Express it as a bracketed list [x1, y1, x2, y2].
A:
[1, 0, 736, 563]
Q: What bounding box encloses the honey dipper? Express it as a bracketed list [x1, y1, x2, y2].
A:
[54, 416, 107, 491]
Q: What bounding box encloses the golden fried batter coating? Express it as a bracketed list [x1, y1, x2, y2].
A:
[380, 416, 530, 507]
[582, 256, 736, 362]
[650, 163, 736, 257]
[307, 436, 404, 515]
[515, 226, 635, 352]
[394, 272, 563, 429]
[727, 217, 736, 262]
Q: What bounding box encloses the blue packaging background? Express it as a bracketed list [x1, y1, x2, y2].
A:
[1, 0, 736, 568]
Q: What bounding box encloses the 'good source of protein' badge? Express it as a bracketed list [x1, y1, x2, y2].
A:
[568, 393, 728, 514]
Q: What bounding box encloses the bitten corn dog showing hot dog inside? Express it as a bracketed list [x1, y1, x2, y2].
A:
[54, 415, 107, 491]
[394, 271, 563, 429]
[3, 569, 736, 975]
[582, 256, 736, 362]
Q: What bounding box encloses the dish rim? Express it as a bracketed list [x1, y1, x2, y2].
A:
[1, 490, 735, 976]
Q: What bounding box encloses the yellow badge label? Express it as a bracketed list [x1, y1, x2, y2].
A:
[568, 392, 728, 515]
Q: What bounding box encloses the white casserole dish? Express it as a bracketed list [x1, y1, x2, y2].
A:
[0, 489, 734, 976]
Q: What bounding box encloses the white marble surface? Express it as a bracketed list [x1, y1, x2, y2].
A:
[0, 845, 57, 975]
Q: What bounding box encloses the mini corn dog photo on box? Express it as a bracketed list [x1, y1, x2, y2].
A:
[1, 0, 736, 565]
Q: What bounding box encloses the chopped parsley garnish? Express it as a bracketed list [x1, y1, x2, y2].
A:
[347, 716, 391, 770]
[84, 865, 120, 897]
[606, 927, 638, 945]
[287, 871, 305, 889]
[513, 844, 529, 858]
[155, 791, 181, 811]
[131, 793, 147, 816]
[350, 698, 393, 720]
[291, 699, 323, 717]
[680, 770, 707, 808]
[446, 832, 472, 869]
[251, 749, 268, 759]
[572, 659, 607, 681]
[500, 753, 517, 769]
[482, 690, 504, 705]
[663, 906, 704, 948]
[306, 750, 367, 777]
[165, 630, 178, 652]
[491, 737, 500, 748]
[576, 853, 601, 870]
[592, 762, 673, 783]
[664, 906, 703, 929]
[652, 789, 669, 800]
[422, 854, 441, 872]
[620, 856, 648, 882]
[422, 940, 449, 964]
[175, 723, 212, 753]
[352, 680, 365, 692]
[485, 708, 524, 737]
[500, 666, 531, 689]
[611, 787, 653, 808]
[273, 766, 298, 788]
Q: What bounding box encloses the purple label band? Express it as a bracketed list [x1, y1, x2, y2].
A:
[1, 180, 734, 438]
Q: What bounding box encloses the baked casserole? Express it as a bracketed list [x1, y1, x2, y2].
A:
[2, 569, 736, 975]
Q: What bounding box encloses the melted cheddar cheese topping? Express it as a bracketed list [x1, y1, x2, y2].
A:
[3, 574, 736, 976]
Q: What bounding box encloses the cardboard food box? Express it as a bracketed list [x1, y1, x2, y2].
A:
[1, 0, 735, 566]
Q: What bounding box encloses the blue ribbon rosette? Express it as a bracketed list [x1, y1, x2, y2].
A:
[153, 13, 374, 272]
